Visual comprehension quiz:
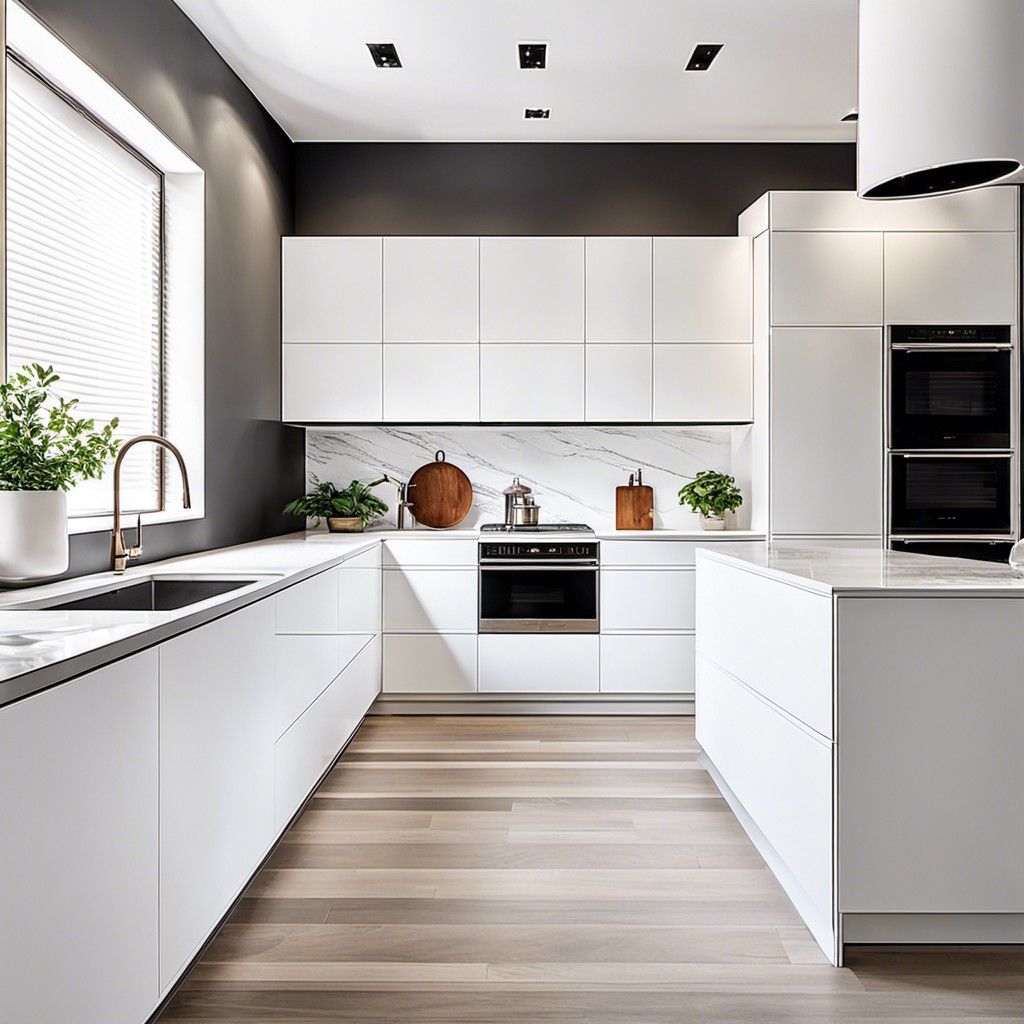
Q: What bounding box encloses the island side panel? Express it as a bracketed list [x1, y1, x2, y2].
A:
[837, 595, 1024, 923]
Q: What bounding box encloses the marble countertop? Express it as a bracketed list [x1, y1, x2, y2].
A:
[308, 527, 766, 541]
[0, 533, 377, 707]
[698, 540, 1024, 596]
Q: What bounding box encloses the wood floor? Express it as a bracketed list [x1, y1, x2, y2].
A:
[159, 716, 1024, 1022]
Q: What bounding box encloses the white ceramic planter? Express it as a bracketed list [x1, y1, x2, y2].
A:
[700, 513, 726, 531]
[0, 490, 69, 581]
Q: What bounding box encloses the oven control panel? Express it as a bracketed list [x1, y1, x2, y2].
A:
[479, 542, 599, 562]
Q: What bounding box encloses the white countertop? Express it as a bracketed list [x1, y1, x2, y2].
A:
[309, 527, 766, 541]
[699, 540, 1024, 596]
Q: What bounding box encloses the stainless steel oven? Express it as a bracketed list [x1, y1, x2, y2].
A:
[479, 540, 599, 633]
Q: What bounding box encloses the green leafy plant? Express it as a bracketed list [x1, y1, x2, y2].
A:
[0, 363, 120, 491]
[284, 475, 390, 526]
[678, 470, 743, 519]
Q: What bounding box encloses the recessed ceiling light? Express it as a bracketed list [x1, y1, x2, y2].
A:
[518, 42, 547, 69]
[524, 108, 550, 119]
[841, 109, 859, 122]
[367, 43, 401, 68]
[685, 43, 723, 71]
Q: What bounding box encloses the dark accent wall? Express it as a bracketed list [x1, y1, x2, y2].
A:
[17, 0, 305, 580]
[295, 142, 857, 236]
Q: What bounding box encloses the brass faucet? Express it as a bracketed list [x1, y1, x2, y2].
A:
[110, 435, 192, 574]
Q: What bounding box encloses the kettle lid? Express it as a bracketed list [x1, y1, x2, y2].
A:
[503, 475, 532, 497]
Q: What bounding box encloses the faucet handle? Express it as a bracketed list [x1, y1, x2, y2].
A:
[128, 513, 143, 557]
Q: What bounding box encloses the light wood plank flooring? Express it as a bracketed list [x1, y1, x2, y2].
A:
[159, 716, 1024, 1022]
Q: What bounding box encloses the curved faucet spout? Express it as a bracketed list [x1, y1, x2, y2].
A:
[111, 435, 192, 574]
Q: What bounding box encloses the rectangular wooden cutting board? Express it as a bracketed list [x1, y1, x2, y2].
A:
[616, 475, 654, 530]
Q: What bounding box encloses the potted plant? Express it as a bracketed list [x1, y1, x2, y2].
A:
[284, 475, 390, 533]
[0, 363, 120, 580]
[678, 470, 743, 531]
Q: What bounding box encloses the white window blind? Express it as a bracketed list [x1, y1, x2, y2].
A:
[5, 58, 164, 516]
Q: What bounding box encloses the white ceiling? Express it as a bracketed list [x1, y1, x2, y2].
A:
[172, 0, 860, 143]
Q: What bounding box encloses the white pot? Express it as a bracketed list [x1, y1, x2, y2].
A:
[0, 490, 69, 581]
[700, 513, 726, 531]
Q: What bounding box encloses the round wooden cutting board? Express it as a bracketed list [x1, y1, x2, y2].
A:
[408, 451, 473, 528]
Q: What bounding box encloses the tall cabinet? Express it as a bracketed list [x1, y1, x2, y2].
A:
[738, 188, 1020, 539]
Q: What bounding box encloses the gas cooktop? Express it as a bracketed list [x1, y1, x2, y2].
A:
[480, 523, 594, 533]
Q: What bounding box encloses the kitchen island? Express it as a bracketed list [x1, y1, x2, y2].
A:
[696, 542, 1024, 965]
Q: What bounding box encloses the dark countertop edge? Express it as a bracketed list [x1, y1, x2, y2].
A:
[0, 545, 372, 710]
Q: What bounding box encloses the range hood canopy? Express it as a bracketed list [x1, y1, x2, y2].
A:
[857, 0, 1024, 200]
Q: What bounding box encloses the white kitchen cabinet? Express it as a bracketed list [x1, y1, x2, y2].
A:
[0, 652, 159, 1024]
[478, 634, 599, 693]
[158, 601, 276, 991]
[282, 343, 382, 422]
[275, 636, 380, 828]
[883, 231, 1018, 323]
[770, 232, 883, 326]
[383, 633, 479, 692]
[384, 568, 478, 632]
[771, 328, 882, 536]
[653, 344, 752, 422]
[600, 540, 704, 566]
[384, 344, 479, 421]
[283, 237, 382, 342]
[585, 344, 652, 421]
[654, 237, 752, 342]
[601, 634, 696, 693]
[480, 344, 585, 421]
[338, 548, 382, 633]
[480, 237, 585, 342]
[276, 567, 340, 633]
[601, 568, 695, 631]
[384, 237, 478, 342]
[383, 537, 478, 567]
[585, 236, 652, 341]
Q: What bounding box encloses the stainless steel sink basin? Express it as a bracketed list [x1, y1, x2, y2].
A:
[28, 576, 264, 612]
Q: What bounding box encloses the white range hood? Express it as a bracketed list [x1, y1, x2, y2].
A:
[858, 0, 1024, 199]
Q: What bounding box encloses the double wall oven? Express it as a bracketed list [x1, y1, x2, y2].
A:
[887, 325, 1018, 559]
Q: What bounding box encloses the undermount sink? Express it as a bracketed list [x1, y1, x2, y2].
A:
[30, 576, 264, 613]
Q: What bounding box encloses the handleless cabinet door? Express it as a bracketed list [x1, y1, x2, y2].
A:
[883, 231, 1018, 323]
[771, 327, 882, 536]
[384, 569, 478, 632]
[653, 344, 752, 422]
[601, 634, 696, 693]
[654, 237, 752, 342]
[480, 344, 585, 421]
[384, 237, 479, 342]
[384, 634, 478, 692]
[283, 343, 382, 422]
[0, 651, 159, 1024]
[771, 232, 883, 326]
[480, 237, 584, 342]
[586, 344, 652, 421]
[384, 344, 479, 421]
[478, 634, 599, 693]
[585, 237, 652, 341]
[283, 237, 382, 342]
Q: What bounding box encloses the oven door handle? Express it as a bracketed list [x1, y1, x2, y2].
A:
[891, 343, 1013, 352]
[896, 452, 1014, 459]
[479, 564, 598, 570]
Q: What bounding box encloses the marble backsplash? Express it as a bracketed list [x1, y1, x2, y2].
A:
[306, 427, 747, 531]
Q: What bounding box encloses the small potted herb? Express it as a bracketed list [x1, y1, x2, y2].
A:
[678, 470, 743, 531]
[284, 476, 390, 533]
[0, 363, 120, 580]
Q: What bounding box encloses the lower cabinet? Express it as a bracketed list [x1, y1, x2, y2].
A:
[600, 633, 695, 693]
[601, 568, 695, 631]
[384, 633, 478, 692]
[0, 651, 159, 1024]
[275, 635, 380, 827]
[158, 601, 277, 992]
[478, 634, 599, 692]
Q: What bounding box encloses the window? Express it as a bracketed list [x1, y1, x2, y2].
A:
[5, 57, 164, 515]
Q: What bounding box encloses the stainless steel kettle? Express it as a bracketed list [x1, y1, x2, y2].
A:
[503, 477, 532, 527]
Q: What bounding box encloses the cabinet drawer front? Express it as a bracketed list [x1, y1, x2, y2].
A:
[383, 634, 478, 693]
[274, 634, 342, 737]
[600, 634, 695, 693]
[478, 634, 599, 693]
[384, 569, 478, 632]
[696, 655, 833, 925]
[602, 568, 695, 631]
[696, 558, 833, 738]
[600, 540, 700, 566]
[276, 568, 340, 633]
[338, 562, 381, 634]
[383, 539, 478, 567]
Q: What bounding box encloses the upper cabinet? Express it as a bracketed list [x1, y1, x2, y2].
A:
[282, 237, 382, 342]
[654, 237, 752, 342]
[883, 231, 1018, 324]
[480, 237, 585, 342]
[770, 232, 883, 326]
[384, 237, 479, 342]
[585, 237, 652, 342]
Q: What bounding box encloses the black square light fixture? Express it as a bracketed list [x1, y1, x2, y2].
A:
[518, 42, 547, 69]
[685, 43, 723, 71]
[367, 43, 402, 68]
[524, 108, 551, 119]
